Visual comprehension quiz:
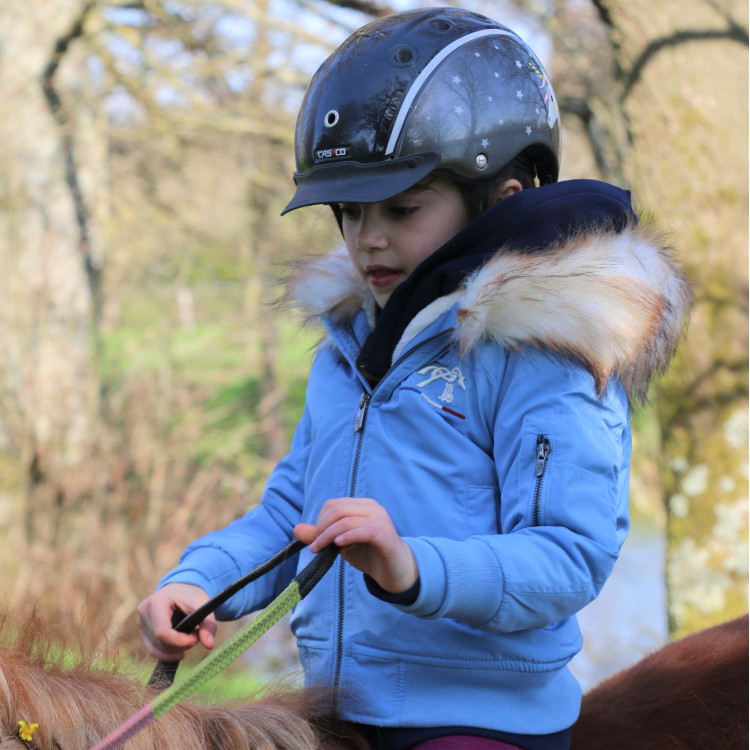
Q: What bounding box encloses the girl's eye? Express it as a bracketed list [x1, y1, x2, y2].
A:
[339, 204, 360, 220]
[389, 205, 418, 218]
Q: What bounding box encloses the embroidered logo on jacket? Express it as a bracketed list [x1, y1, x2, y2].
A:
[417, 365, 466, 404]
[401, 364, 467, 420]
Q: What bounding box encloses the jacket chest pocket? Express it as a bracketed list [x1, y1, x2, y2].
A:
[465, 484, 501, 537]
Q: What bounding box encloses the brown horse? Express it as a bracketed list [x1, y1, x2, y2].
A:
[572, 614, 748, 750]
[0, 611, 746, 749]
[0, 611, 366, 750]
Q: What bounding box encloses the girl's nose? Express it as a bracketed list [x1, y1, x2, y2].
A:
[355, 208, 388, 252]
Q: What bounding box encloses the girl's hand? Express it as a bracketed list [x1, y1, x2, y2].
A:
[137, 583, 216, 661]
[294, 497, 418, 594]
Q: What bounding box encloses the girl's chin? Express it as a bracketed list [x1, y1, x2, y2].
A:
[367, 272, 404, 302]
[370, 283, 400, 308]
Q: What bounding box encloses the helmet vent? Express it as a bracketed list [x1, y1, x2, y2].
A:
[323, 110, 339, 128]
[429, 19, 451, 31]
[392, 47, 414, 65]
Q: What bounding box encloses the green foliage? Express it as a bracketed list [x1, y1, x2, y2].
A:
[99, 292, 316, 473]
[128, 658, 266, 703]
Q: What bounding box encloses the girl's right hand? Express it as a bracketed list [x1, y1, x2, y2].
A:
[136, 583, 216, 661]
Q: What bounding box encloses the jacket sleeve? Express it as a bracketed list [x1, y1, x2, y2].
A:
[398, 347, 631, 632]
[157, 404, 313, 620]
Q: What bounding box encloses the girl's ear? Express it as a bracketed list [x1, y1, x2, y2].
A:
[491, 178, 523, 204]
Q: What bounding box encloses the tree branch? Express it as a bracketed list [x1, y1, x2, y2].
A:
[623, 25, 750, 100]
[588, 0, 626, 81]
[41, 1, 102, 325]
[319, 0, 394, 18]
[559, 94, 629, 182]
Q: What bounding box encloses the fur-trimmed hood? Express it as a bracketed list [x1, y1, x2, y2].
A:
[286, 221, 692, 403]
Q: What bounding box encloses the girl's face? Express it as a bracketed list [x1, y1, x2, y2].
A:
[339, 175, 472, 308]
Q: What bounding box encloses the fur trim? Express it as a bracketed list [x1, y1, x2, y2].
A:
[285, 223, 691, 402]
[393, 290, 464, 361]
[283, 246, 372, 326]
[456, 221, 692, 402]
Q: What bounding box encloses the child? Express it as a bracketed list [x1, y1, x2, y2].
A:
[137, 8, 691, 750]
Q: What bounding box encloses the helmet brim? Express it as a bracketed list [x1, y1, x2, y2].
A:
[281, 151, 440, 215]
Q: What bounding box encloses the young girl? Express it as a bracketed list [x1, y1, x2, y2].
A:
[138, 8, 691, 749]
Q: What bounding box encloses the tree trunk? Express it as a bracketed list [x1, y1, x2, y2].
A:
[0, 0, 101, 540]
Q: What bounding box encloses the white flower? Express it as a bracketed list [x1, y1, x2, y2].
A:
[718, 475, 736, 493]
[712, 499, 748, 542]
[724, 409, 748, 449]
[681, 464, 709, 497]
[670, 455, 689, 473]
[669, 494, 690, 518]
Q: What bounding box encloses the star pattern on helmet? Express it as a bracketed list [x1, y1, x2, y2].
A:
[402, 33, 559, 165]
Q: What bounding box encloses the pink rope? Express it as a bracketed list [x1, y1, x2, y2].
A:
[89, 702, 154, 750]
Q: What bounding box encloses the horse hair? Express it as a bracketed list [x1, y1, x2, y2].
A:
[572, 614, 748, 750]
[0, 610, 746, 749]
[0, 610, 367, 750]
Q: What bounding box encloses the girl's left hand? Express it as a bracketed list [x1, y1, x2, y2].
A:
[294, 497, 418, 595]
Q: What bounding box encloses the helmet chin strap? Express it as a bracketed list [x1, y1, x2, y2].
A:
[329, 203, 344, 235]
[479, 183, 491, 214]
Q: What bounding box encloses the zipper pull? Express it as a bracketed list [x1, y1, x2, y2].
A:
[354, 392, 370, 432]
[535, 435, 551, 477]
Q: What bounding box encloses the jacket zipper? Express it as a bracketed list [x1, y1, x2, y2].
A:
[532, 434, 551, 526]
[332, 329, 452, 700]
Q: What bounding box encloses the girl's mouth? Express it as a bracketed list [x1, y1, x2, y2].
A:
[366, 266, 401, 287]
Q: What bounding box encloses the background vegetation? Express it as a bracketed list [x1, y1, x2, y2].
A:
[0, 0, 746, 678]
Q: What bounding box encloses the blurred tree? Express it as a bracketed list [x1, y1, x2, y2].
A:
[501, 0, 749, 636]
[0, 1, 102, 543]
[0, 0, 745, 647]
[0, 0, 356, 636]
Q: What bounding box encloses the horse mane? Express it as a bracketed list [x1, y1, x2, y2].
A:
[0, 609, 747, 749]
[0, 610, 367, 750]
[572, 614, 749, 750]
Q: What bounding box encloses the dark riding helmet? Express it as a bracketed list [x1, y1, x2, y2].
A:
[282, 7, 561, 214]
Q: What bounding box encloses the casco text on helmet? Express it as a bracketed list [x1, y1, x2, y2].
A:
[282, 7, 561, 214]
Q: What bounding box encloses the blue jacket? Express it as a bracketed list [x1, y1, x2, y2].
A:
[160, 218, 690, 735]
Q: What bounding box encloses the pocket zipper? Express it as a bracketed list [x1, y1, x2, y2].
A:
[533, 435, 551, 526]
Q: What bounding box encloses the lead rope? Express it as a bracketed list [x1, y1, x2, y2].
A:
[149, 538, 306, 688]
[90, 542, 338, 750]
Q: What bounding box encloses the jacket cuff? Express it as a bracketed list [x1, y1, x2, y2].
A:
[391, 537, 448, 616]
[397, 536, 505, 624]
[157, 545, 244, 602]
[158, 568, 215, 593]
[364, 574, 420, 605]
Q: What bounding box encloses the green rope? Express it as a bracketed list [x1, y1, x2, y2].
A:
[151, 580, 301, 718]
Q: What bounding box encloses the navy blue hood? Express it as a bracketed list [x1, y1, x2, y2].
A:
[360, 179, 637, 382]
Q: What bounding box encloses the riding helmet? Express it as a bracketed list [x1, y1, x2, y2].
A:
[282, 7, 561, 214]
